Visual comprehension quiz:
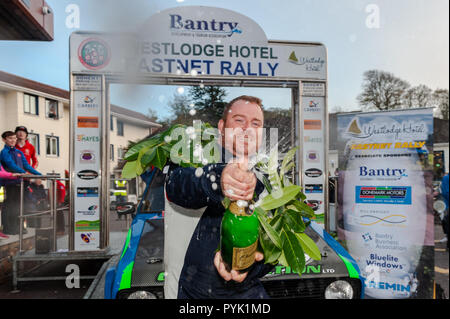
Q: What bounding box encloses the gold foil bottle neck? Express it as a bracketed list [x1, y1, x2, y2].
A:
[228, 201, 250, 216]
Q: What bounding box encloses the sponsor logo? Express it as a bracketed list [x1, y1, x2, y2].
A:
[304, 136, 323, 143]
[80, 150, 96, 164]
[356, 186, 412, 205]
[305, 168, 323, 178]
[305, 184, 323, 194]
[77, 205, 98, 216]
[288, 51, 326, 71]
[304, 100, 321, 113]
[75, 220, 100, 231]
[78, 38, 110, 70]
[77, 116, 98, 128]
[77, 187, 99, 197]
[78, 96, 99, 108]
[77, 134, 100, 142]
[80, 233, 97, 243]
[304, 120, 322, 130]
[170, 14, 242, 37]
[77, 170, 98, 180]
[306, 150, 320, 162]
[362, 278, 411, 294]
[345, 117, 428, 141]
[359, 166, 408, 180]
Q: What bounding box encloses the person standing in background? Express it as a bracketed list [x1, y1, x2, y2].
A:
[0, 163, 22, 239]
[15, 126, 38, 169]
[1, 131, 41, 235]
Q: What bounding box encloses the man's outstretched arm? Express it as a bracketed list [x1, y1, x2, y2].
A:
[165, 163, 226, 210]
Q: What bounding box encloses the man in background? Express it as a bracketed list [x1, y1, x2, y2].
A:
[15, 126, 38, 169]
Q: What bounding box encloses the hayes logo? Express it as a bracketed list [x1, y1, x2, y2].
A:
[359, 166, 407, 180]
[78, 38, 110, 70]
[170, 14, 242, 37]
[77, 135, 100, 142]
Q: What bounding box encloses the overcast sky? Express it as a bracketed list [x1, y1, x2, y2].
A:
[0, 0, 448, 119]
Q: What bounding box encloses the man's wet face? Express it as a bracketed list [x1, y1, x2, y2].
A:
[219, 100, 264, 157]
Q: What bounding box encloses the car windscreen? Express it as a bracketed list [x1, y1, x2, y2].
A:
[139, 169, 165, 214]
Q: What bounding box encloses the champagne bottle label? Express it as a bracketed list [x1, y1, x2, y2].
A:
[232, 240, 258, 270]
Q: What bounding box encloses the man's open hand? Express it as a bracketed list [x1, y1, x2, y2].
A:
[214, 251, 264, 283]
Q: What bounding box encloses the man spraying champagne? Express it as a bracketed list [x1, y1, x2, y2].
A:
[165, 96, 272, 299]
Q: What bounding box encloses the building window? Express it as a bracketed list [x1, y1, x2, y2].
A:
[24, 93, 38, 115]
[118, 147, 126, 160]
[28, 133, 40, 155]
[46, 99, 59, 119]
[117, 121, 124, 136]
[110, 144, 114, 161]
[46, 135, 59, 157]
[110, 115, 114, 131]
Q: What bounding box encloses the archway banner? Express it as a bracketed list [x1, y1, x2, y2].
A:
[70, 6, 327, 80]
[336, 108, 434, 299]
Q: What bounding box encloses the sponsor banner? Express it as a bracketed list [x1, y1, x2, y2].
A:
[69, 6, 327, 80]
[355, 186, 412, 205]
[301, 95, 326, 224]
[337, 108, 434, 299]
[77, 187, 99, 197]
[72, 84, 102, 251]
[77, 116, 99, 128]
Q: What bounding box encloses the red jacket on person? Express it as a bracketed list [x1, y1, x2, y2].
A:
[15, 140, 38, 169]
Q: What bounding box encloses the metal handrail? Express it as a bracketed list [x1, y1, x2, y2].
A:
[18, 175, 68, 254]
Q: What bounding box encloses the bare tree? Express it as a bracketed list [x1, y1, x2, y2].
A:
[357, 70, 410, 111]
[403, 84, 433, 108]
[433, 89, 449, 120]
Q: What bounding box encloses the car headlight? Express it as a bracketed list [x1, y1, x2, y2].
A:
[325, 280, 354, 299]
[127, 290, 157, 299]
[433, 199, 447, 214]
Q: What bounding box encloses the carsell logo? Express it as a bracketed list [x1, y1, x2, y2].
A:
[78, 38, 111, 70]
[356, 186, 412, 205]
[359, 166, 408, 180]
[78, 96, 99, 108]
[304, 100, 321, 113]
[169, 14, 242, 37]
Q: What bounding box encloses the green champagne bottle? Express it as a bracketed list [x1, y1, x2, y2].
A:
[220, 200, 260, 272]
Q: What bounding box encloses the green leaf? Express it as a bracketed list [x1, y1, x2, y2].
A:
[296, 232, 321, 261]
[287, 200, 315, 218]
[259, 185, 301, 211]
[140, 147, 157, 167]
[255, 207, 282, 248]
[124, 134, 161, 161]
[259, 230, 282, 264]
[121, 160, 137, 179]
[280, 147, 297, 178]
[281, 229, 305, 274]
[270, 214, 284, 232]
[284, 210, 306, 233]
[152, 147, 167, 170]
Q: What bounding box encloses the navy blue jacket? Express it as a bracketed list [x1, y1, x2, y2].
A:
[165, 159, 274, 299]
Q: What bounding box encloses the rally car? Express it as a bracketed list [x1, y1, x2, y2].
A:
[104, 168, 365, 299]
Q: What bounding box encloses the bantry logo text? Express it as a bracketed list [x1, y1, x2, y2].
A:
[170, 14, 242, 37]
